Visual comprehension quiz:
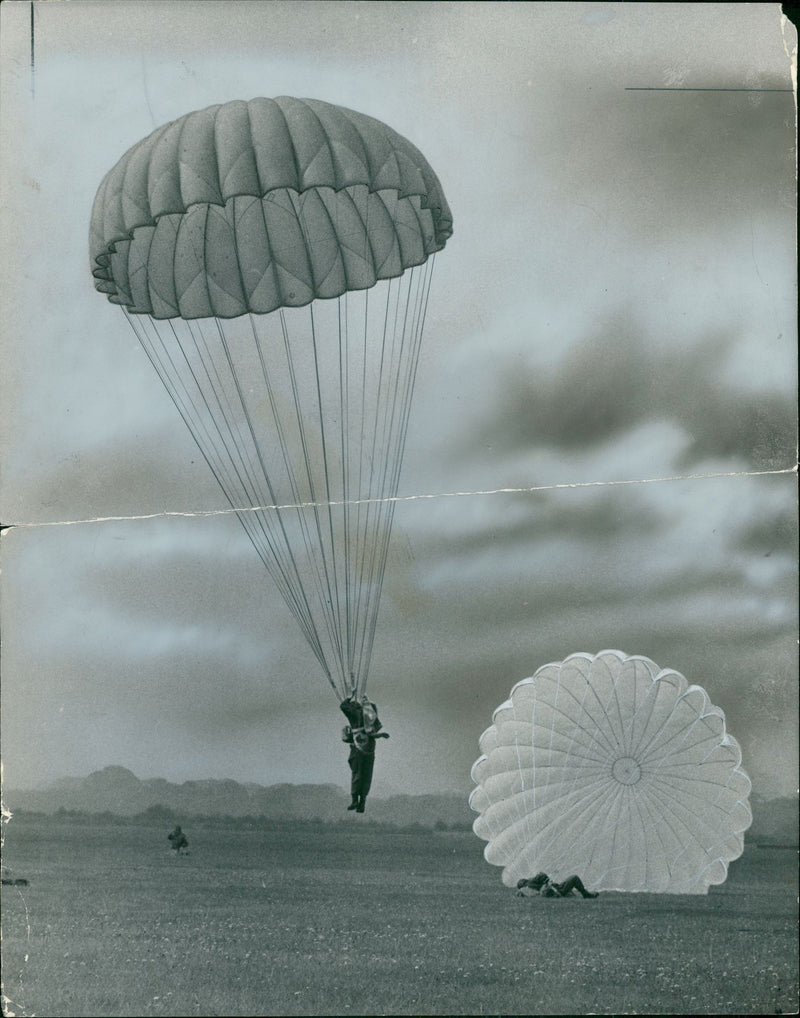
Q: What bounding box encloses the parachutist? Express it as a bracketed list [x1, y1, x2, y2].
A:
[516, 873, 598, 898]
[340, 694, 389, 813]
[91, 99, 451, 723]
[167, 825, 189, 855]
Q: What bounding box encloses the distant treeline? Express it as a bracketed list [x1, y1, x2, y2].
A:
[8, 804, 475, 834]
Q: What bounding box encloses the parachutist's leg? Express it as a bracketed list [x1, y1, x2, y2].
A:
[347, 749, 361, 809]
[350, 753, 373, 813]
[360, 754, 375, 799]
[559, 876, 598, 898]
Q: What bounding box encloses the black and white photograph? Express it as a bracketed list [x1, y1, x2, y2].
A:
[1, 3, 797, 1015]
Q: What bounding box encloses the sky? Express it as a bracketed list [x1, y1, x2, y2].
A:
[0, 2, 797, 802]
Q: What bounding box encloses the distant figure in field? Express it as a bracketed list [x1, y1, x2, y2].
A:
[167, 825, 189, 854]
[340, 689, 389, 813]
[516, 872, 598, 898]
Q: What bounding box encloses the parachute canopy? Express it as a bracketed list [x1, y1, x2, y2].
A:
[90, 98, 452, 700]
[469, 650, 752, 894]
[90, 96, 452, 318]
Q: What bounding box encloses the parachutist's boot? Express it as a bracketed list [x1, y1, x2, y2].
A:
[347, 795, 359, 811]
[356, 796, 366, 813]
[583, 890, 599, 898]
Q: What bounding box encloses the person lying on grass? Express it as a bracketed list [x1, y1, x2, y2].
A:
[340, 688, 389, 814]
[516, 872, 598, 898]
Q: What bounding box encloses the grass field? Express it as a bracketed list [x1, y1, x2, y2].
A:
[1, 813, 797, 1017]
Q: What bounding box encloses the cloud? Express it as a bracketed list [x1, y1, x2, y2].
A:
[734, 504, 799, 557]
[463, 318, 796, 472]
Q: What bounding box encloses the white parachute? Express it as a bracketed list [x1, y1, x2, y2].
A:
[469, 650, 752, 894]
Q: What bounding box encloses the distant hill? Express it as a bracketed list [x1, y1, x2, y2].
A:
[4, 768, 796, 843]
[3, 766, 475, 829]
[748, 793, 799, 846]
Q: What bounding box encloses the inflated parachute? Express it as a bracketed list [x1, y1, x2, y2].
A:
[469, 650, 752, 894]
[90, 97, 452, 699]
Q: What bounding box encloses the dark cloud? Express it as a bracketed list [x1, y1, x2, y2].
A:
[469, 319, 795, 470]
[734, 505, 799, 557]
[422, 558, 782, 642]
[15, 426, 227, 525]
[426, 488, 663, 559]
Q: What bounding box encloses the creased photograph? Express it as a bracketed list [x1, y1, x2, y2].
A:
[1, 3, 797, 1016]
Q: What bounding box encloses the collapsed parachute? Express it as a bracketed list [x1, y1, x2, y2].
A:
[469, 650, 752, 894]
[90, 97, 452, 700]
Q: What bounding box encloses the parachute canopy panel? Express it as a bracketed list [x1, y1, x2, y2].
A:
[469, 650, 752, 894]
[90, 97, 453, 317]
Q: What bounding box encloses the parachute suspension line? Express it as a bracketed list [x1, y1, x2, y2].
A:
[350, 276, 396, 696]
[124, 308, 333, 682]
[247, 312, 339, 689]
[353, 280, 382, 690]
[185, 314, 329, 666]
[124, 311, 239, 502]
[359, 256, 435, 686]
[349, 256, 435, 694]
[348, 271, 401, 696]
[273, 305, 346, 689]
[351, 285, 365, 690]
[182, 316, 301, 591]
[122, 312, 303, 622]
[353, 282, 370, 687]
[307, 301, 349, 693]
[286, 188, 351, 696]
[350, 266, 413, 695]
[287, 189, 350, 694]
[350, 266, 405, 692]
[130, 313, 274, 535]
[346, 280, 376, 694]
[338, 290, 354, 687]
[125, 256, 435, 702]
[212, 314, 334, 682]
[334, 184, 394, 698]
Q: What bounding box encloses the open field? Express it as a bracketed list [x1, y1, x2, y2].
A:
[1, 813, 797, 1017]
